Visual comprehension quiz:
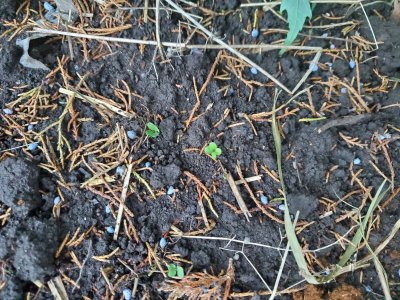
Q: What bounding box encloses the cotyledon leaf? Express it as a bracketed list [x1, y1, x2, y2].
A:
[280, 0, 312, 52]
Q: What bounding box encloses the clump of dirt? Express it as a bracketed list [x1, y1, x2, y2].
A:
[293, 284, 362, 300]
[293, 284, 324, 300]
[0, 217, 60, 298]
[0, 157, 41, 217]
[328, 284, 362, 300]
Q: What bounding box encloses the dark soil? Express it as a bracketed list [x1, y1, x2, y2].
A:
[0, 1, 399, 299]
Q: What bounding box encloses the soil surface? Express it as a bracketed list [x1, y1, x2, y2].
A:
[0, 1, 399, 300]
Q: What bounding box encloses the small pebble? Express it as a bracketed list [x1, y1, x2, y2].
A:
[260, 195, 268, 205]
[144, 161, 152, 168]
[309, 63, 319, 72]
[27, 124, 34, 131]
[278, 203, 285, 211]
[250, 67, 258, 75]
[127, 130, 137, 140]
[340, 87, 347, 94]
[53, 196, 61, 206]
[321, 33, 328, 38]
[106, 226, 115, 234]
[329, 44, 335, 49]
[3, 108, 13, 115]
[44, 2, 55, 12]
[105, 205, 111, 214]
[27, 142, 39, 151]
[167, 186, 175, 195]
[251, 28, 259, 38]
[349, 59, 356, 69]
[123, 289, 132, 300]
[353, 158, 361, 165]
[116, 165, 126, 177]
[159, 237, 167, 249]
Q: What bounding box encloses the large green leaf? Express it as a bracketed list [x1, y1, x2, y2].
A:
[280, 0, 312, 48]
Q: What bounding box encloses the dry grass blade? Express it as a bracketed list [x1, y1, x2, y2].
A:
[59, 88, 135, 118]
[113, 163, 133, 241]
[225, 172, 251, 221]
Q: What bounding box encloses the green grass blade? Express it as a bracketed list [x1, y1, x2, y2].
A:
[271, 90, 318, 284]
[337, 180, 389, 267]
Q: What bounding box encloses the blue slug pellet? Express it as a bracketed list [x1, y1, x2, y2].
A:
[123, 289, 132, 300]
[260, 195, 268, 205]
[250, 67, 258, 75]
[28, 142, 39, 151]
[309, 63, 318, 72]
[349, 59, 356, 69]
[167, 186, 174, 195]
[251, 28, 259, 38]
[3, 108, 13, 115]
[106, 226, 115, 234]
[159, 237, 167, 249]
[54, 196, 61, 205]
[353, 158, 361, 165]
[127, 130, 137, 140]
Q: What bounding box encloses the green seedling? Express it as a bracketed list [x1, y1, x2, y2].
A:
[145, 122, 160, 138]
[167, 263, 184, 278]
[204, 142, 222, 160]
[280, 0, 312, 54]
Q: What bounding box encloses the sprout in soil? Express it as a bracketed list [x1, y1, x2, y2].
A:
[204, 142, 222, 160]
[167, 263, 184, 278]
[145, 122, 160, 138]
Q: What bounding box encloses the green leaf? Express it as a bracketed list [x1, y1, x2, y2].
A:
[204, 142, 216, 154]
[145, 122, 160, 138]
[176, 266, 185, 278]
[280, 0, 311, 50]
[167, 264, 177, 277]
[214, 148, 222, 156]
[146, 122, 159, 132]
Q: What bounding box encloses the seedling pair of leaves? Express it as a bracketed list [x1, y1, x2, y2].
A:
[280, 0, 312, 54]
[145, 122, 160, 138]
[167, 263, 184, 278]
[204, 142, 222, 160]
